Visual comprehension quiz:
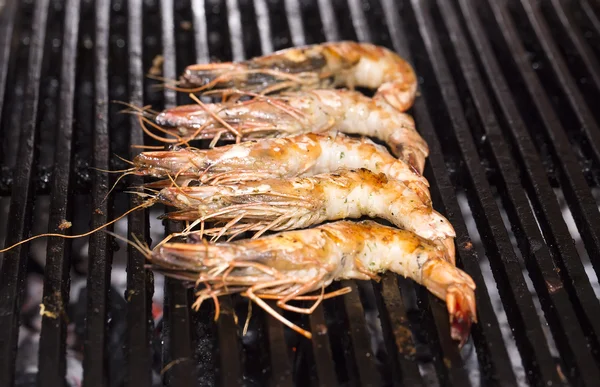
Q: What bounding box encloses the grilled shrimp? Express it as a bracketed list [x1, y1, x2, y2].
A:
[156, 168, 455, 261]
[133, 133, 431, 205]
[148, 220, 476, 344]
[176, 41, 418, 112]
[150, 89, 427, 172]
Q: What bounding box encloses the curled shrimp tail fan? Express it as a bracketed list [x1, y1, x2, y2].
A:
[447, 283, 477, 348]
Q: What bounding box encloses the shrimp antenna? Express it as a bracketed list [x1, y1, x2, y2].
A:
[89, 166, 136, 174]
[130, 144, 168, 150]
[245, 283, 313, 339]
[100, 170, 135, 204]
[0, 198, 157, 253]
[112, 100, 160, 119]
[104, 230, 152, 260]
[145, 73, 180, 84]
[136, 114, 188, 144]
[188, 93, 242, 141]
[114, 154, 136, 166]
[243, 300, 252, 336]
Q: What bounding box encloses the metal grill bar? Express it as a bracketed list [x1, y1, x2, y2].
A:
[82, 0, 112, 385]
[2, 0, 600, 386]
[126, 0, 153, 385]
[265, 304, 293, 385]
[547, 0, 600, 98]
[519, 0, 600, 167]
[226, 0, 244, 62]
[408, 0, 562, 384]
[373, 275, 423, 385]
[379, 0, 517, 385]
[0, 0, 17, 129]
[283, 0, 305, 47]
[581, 0, 600, 37]
[316, 0, 339, 42]
[457, 0, 600, 368]
[189, 1, 246, 383]
[308, 305, 338, 387]
[351, 2, 472, 385]
[0, 0, 50, 385]
[253, 0, 274, 54]
[216, 296, 243, 386]
[159, 1, 196, 385]
[339, 281, 382, 386]
[37, 0, 80, 384]
[483, 0, 600, 285]
[436, 0, 600, 383]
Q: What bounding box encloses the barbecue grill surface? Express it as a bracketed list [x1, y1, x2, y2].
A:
[1, 0, 600, 386]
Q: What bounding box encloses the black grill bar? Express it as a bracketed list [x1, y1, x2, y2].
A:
[456, 0, 600, 372]
[253, 0, 274, 54]
[308, 305, 338, 387]
[437, 0, 600, 383]
[379, 0, 517, 385]
[284, 0, 305, 47]
[340, 281, 382, 386]
[194, 1, 245, 383]
[581, 0, 600, 38]
[159, 1, 196, 385]
[516, 0, 600, 280]
[0, 0, 17, 128]
[373, 275, 423, 386]
[126, 0, 153, 385]
[340, 3, 472, 385]
[37, 0, 80, 384]
[316, 0, 339, 42]
[484, 0, 600, 282]
[0, 0, 49, 385]
[226, 0, 245, 61]
[265, 304, 293, 385]
[216, 296, 244, 386]
[408, 0, 563, 384]
[520, 0, 600, 168]
[547, 0, 600, 99]
[82, 0, 112, 385]
[3, 0, 600, 385]
[379, 3, 516, 384]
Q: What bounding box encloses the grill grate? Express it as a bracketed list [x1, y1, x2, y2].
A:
[1, 0, 600, 386]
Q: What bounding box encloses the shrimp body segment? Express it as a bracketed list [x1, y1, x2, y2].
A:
[151, 220, 475, 344]
[179, 42, 418, 112]
[155, 90, 428, 172]
[157, 168, 455, 246]
[133, 133, 431, 204]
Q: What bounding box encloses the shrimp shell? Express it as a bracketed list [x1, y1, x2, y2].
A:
[133, 133, 431, 205]
[154, 89, 428, 172]
[150, 220, 476, 344]
[156, 168, 456, 258]
[178, 42, 417, 112]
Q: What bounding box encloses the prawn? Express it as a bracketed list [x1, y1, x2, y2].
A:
[138, 89, 428, 173]
[144, 220, 476, 345]
[132, 133, 431, 205]
[155, 168, 456, 262]
[171, 41, 418, 113]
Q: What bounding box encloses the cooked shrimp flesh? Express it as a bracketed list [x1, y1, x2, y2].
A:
[133, 133, 431, 205]
[156, 168, 455, 261]
[148, 89, 427, 172]
[176, 41, 418, 112]
[148, 220, 475, 344]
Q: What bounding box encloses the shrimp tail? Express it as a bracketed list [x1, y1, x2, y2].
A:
[447, 283, 477, 347]
[420, 259, 477, 347]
